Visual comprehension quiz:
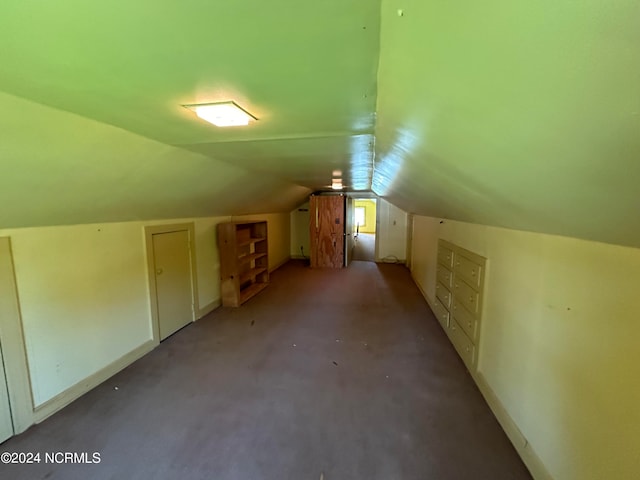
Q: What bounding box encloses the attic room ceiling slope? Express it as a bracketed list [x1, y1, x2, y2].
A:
[0, 0, 381, 212]
[0, 92, 311, 229]
[375, 0, 640, 248]
[2, 0, 638, 248]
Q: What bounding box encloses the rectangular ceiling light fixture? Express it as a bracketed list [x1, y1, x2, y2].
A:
[183, 101, 257, 127]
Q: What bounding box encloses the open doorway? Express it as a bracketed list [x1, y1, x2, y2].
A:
[352, 198, 377, 262]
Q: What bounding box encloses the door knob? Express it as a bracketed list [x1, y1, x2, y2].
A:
[156, 268, 163, 275]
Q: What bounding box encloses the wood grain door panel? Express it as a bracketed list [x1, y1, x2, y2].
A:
[310, 195, 345, 268]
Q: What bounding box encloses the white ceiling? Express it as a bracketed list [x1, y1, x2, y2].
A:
[0, 0, 638, 247]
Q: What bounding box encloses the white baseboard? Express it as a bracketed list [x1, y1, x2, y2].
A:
[474, 372, 553, 480]
[197, 299, 221, 319]
[412, 273, 431, 305]
[33, 339, 156, 423]
[409, 269, 552, 480]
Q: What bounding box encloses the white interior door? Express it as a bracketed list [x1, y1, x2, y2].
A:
[345, 196, 354, 266]
[0, 345, 13, 443]
[0, 236, 34, 440]
[152, 230, 194, 341]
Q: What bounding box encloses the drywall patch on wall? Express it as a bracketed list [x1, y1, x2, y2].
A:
[411, 215, 640, 480]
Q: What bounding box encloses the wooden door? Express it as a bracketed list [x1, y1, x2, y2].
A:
[310, 195, 345, 268]
[152, 230, 194, 340]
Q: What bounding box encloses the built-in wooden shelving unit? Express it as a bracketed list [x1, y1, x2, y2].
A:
[217, 221, 269, 307]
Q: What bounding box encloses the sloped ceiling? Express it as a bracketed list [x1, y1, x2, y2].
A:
[0, 1, 379, 227]
[1, 1, 638, 248]
[375, 0, 640, 248]
[0, 92, 309, 228]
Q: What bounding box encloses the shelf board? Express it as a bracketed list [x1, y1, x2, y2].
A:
[240, 282, 268, 304]
[237, 252, 267, 264]
[237, 237, 266, 247]
[239, 267, 267, 284]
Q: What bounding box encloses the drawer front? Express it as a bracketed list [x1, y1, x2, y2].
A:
[435, 281, 452, 309]
[454, 254, 482, 290]
[436, 264, 454, 288]
[453, 279, 479, 315]
[437, 245, 455, 269]
[450, 319, 475, 369]
[452, 298, 478, 342]
[432, 299, 450, 330]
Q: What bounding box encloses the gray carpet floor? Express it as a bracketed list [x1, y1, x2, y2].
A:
[0, 260, 531, 480]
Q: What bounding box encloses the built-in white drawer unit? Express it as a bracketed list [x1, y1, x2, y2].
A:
[453, 279, 479, 315]
[452, 298, 478, 342]
[435, 281, 452, 309]
[436, 263, 454, 288]
[437, 244, 455, 269]
[450, 318, 475, 368]
[432, 298, 450, 329]
[454, 253, 483, 289]
[431, 239, 486, 372]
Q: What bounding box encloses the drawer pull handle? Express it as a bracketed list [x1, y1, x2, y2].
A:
[471, 270, 476, 276]
[469, 296, 474, 302]
[465, 346, 470, 352]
